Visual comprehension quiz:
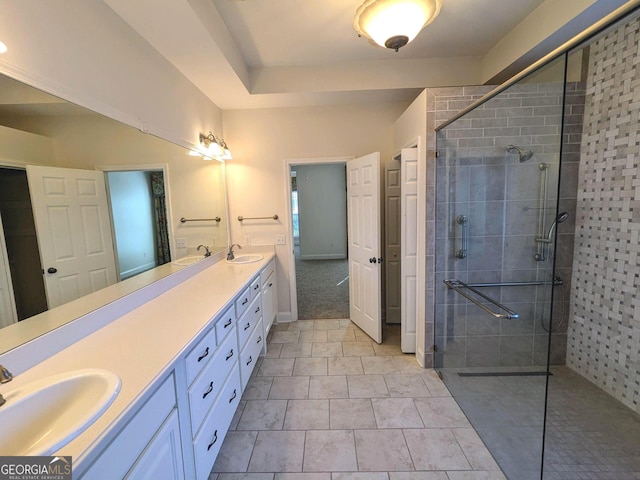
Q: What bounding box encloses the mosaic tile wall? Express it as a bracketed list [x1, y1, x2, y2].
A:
[567, 15, 640, 413]
[433, 76, 582, 369]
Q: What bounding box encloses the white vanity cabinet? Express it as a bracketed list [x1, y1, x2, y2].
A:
[261, 259, 277, 337]
[78, 374, 184, 480]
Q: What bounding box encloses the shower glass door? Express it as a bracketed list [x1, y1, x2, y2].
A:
[434, 54, 568, 479]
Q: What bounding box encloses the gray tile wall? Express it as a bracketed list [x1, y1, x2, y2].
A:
[567, 15, 640, 413]
[432, 77, 582, 369]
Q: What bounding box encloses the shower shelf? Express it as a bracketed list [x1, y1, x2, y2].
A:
[444, 279, 519, 320]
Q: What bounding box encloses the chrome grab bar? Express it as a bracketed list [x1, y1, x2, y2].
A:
[237, 214, 279, 221]
[180, 217, 221, 223]
[464, 279, 563, 288]
[444, 279, 519, 320]
[455, 215, 468, 259]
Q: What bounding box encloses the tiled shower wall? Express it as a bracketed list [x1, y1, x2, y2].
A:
[567, 15, 640, 413]
[433, 80, 582, 368]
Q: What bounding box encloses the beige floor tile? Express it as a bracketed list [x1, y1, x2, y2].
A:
[270, 330, 301, 344]
[257, 358, 295, 377]
[276, 474, 330, 480]
[327, 329, 357, 342]
[265, 343, 283, 358]
[269, 376, 310, 400]
[343, 342, 375, 357]
[339, 319, 357, 329]
[393, 355, 424, 373]
[287, 320, 315, 331]
[303, 430, 357, 472]
[414, 397, 470, 428]
[445, 472, 506, 480]
[354, 429, 414, 471]
[314, 319, 341, 330]
[216, 474, 274, 480]
[312, 342, 343, 357]
[294, 357, 328, 376]
[371, 398, 424, 428]
[242, 376, 273, 400]
[354, 330, 374, 342]
[452, 428, 501, 471]
[361, 356, 397, 374]
[248, 431, 306, 472]
[299, 330, 328, 343]
[383, 374, 431, 397]
[229, 400, 246, 431]
[309, 375, 348, 399]
[372, 343, 403, 356]
[212, 430, 258, 472]
[421, 371, 451, 397]
[237, 399, 287, 430]
[388, 473, 449, 480]
[328, 357, 364, 375]
[329, 398, 377, 429]
[333, 474, 390, 480]
[403, 428, 471, 470]
[284, 399, 329, 430]
[347, 375, 389, 398]
[280, 342, 313, 358]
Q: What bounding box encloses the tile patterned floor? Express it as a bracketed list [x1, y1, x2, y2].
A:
[209, 319, 506, 480]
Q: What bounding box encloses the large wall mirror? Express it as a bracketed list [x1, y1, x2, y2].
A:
[0, 73, 229, 354]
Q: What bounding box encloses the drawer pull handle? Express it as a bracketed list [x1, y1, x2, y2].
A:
[203, 381, 214, 399]
[257, 336, 262, 344]
[244, 322, 251, 331]
[242, 298, 248, 306]
[207, 430, 218, 451]
[224, 318, 232, 328]
[229, 389, 237, 403]
[255, 306, 261, 314]
[246, 355, 253, 366]
[268, 282, 273, 287]
[254, 284, 259, 290]
[197, 347, 210, 362]
[226, 349, 234, 361]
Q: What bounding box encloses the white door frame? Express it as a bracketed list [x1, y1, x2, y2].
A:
[283, 156, 352, 322]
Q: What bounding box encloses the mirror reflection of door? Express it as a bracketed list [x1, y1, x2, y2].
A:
[105, 170, 171, 280]
[291, 163, 349, 319]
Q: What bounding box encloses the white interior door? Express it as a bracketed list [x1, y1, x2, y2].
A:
[401, 147, 418, 353]
[0, 212, 17, 327]
[347, 152, 382, 344]
[27, 165, 117, 309]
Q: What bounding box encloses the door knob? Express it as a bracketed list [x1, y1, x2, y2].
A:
[378, 257, 384, 263]
[47, 267, 58, 274]
[369, 257, 377, 264]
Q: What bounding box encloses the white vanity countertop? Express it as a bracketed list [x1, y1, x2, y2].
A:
[4, 252, 275, 472]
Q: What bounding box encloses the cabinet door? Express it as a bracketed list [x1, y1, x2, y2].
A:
[126, 409, 184, 480]
[262, 271, 277, 336]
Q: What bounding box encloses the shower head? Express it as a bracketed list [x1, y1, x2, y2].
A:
[546, 211, 569, 239]
[506, 145, 534, 162]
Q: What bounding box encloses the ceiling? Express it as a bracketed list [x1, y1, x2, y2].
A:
[100, 0, 624, 110]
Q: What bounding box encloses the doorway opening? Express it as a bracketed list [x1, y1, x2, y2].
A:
[290, 163, 349, 319]
[0, 167, 47, 325]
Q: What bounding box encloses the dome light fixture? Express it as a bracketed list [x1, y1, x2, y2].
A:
[354, 0, 442, 52]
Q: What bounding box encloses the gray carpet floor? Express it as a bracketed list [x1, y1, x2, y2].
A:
[295, 247, 349, 319]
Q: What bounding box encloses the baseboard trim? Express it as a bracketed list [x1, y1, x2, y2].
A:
[277, 312, 293, 323]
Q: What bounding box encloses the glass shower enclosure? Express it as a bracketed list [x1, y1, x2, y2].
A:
[434, 53, 574, 479]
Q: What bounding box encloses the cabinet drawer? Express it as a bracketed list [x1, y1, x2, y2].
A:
[184, 326, 217, 386]
[250, 277, 261, 300]
[80, 374, 176, 480]
[235, 286, 251, 318]
[260, 259, 275, 284]
[192, 367, 242, 480]
[188, 331, 238, 435]
[240, 318, 264, 391]
[215, 305, 235, 343]
[237, 295, 262, 349]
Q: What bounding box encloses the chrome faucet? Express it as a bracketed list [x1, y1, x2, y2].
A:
[197, 245, 211, 257]
[0, 364, 13, 407]
[227, 244, 242, 261]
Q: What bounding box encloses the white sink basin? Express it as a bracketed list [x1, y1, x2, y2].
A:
[172, 255, 204, 266]
[226, 254, 264, 264]
[0, 369, 121, 456]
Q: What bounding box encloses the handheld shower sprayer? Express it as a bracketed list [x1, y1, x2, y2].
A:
[534, 211, 569, 261]
[506, 145, 534, 162]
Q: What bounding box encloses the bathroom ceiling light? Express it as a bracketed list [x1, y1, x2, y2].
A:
[354, 0, 442, 52]
[0, 41, 7, 54]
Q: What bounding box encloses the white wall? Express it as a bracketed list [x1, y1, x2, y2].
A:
[296, 164, 347, 260]
[107, 171, 157, 279]
[223, 102, 409, 319]
[0, 0, 223, 152]
[393, 91, 427, 152]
